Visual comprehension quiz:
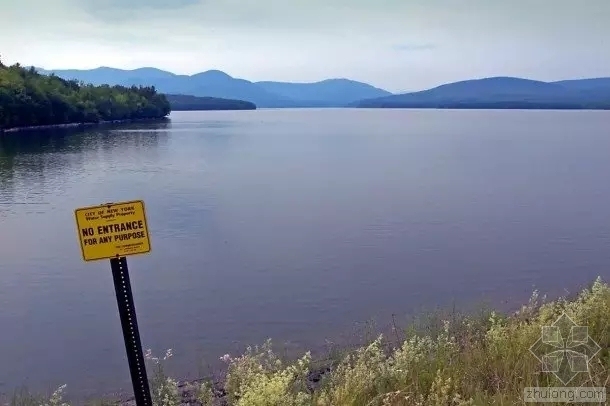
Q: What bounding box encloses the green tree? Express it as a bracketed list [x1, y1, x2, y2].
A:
[0, 61, 171, 130]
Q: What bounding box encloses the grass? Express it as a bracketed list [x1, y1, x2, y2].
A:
[7, 277, 610, 406]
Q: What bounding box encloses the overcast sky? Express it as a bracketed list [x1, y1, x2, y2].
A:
[1, 0, 609, 92]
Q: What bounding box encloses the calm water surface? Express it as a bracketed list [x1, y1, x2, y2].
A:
[1, 109, 610, 398]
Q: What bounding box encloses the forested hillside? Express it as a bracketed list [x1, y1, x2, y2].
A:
[166, 94, 256, 110]
[0, 59, 171, 130]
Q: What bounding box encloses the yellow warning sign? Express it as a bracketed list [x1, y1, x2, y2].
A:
[75, 200, 151, 261]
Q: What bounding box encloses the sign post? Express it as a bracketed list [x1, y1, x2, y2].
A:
[74, 200, 153, 406]
[110, 256, 152, 406]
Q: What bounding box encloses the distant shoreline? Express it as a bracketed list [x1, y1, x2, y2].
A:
[166, 93, 257, 111]
[233, 106, 610, 110]
[0, 117, 169, 135]
[2, 106, 608, 136]
[355, 105, 610, 110]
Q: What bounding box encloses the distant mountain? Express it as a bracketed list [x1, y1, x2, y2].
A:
[166, 94, 256, 111]
[35, 67, 391, 108]
[552, 78, 610, 92]
[34, 67, 610, 110]
[36, 67, 176, 86]
[255, 79, 391, 106]
[36, 67, 289, 107]
[355, 77, 610, 109]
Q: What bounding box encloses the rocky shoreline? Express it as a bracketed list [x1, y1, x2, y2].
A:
[119, 378, 226, 406]
[0, 117, 169, 134]
[117, 366, 332, 406]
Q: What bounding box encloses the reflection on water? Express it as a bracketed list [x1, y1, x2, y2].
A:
[0, 120, 170, 154]
[1, 110, 610, 400]
[0, 122, 170, 213]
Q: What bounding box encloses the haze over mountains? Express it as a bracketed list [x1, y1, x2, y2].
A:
[36, 67, 610, 110]
[35, 67, 391, 108]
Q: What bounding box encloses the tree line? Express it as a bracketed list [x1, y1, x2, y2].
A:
[165, 93, 256, 111]
[0, 58, 171, 130]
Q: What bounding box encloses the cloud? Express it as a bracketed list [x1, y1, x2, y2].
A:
[392, 43, 436, 51]
[76, 0, 202, 21]
[1, 0, 609, 92]
[101, 0, 200, 8]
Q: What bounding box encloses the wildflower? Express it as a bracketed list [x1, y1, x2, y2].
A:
[40, 384, 69, 406]
[145, 348, 160, 364]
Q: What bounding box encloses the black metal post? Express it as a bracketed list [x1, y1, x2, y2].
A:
[110, 257, 152, 406]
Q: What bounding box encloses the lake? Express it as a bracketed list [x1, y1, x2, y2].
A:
[1, 109, 609, 399]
